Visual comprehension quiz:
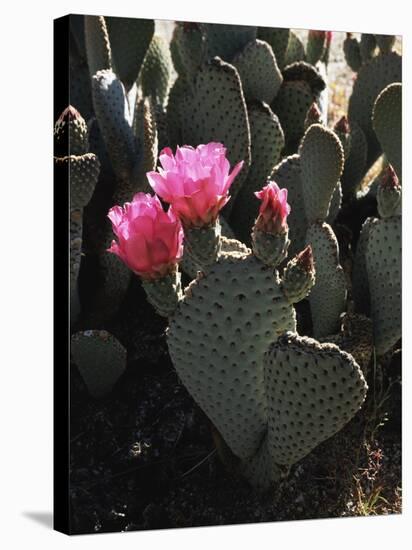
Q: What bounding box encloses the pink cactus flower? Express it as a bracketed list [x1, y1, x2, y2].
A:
[146, 143, 244, 227]
[254, 181, 291, 234]
[107, 193, 184, 280]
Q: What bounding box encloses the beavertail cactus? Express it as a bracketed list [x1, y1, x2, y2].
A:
[106, 142, 370, 491]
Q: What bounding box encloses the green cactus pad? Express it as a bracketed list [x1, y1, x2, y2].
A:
[306, 31, 326, 66]
[373, 82, 402, 179]
[168, 252, 296, 460]
[179, 58, 251, 207]
[171, 23, 206, 79]
[264, 332, 367, 466]
[165, 75, 186, 150]
[54, 106, 88, 157]
[232, 39, 283, 104]
[140, 35, 173, 108]
[352, 217, 377, 315]
[55, 153, 100, 210]
[84, 15, 112, 77]
[105, 16, 154, 91]
[202, 23, 257, 61]
[272, 80, 313, 151]
[91, 69, 137, 183]
[341, 121, 368, 198]
[375, 34, 396, 54]
[284, 31, 306, 66]
[299, 124, 344, 223]
[271, 155, 307, 256]
[132, 97, 158, 196]
[71, 330, 127, 398]
[257, 27, 290, 69]
[359, 34, 377, 63]
[348, 52, 402, 166]
[306, 222, 347, 337]
[231, 102, 285, 243]
[365, 216, 401, 355]
[343, 34, 362, 72]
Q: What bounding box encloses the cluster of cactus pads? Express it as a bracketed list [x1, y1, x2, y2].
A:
[58, 16, 401, 492]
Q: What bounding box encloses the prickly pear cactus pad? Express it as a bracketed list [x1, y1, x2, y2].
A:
[178, 58, 251, 205]
[91, 70, 136, 185]
[232, 39, 283, 104]
[84, 15, 112, 77]
[373, 82, 402, 179]
[167, 252, 296, 460]
[365, 216, 401, 356]
[271, 155, 307, 256]
[105, 16, 154, 91]
[348, 51, 402, 165]
[299, 124, 344, 223]
[265, 332, 367, 466]
[306, 222, 347, 338]
[231, 102, 285, 242]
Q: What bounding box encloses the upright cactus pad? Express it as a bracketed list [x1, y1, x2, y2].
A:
[306, 222, 347, 338]
[71, 330, 127, 398]
[170, 22, 206, 79]
[348, 52, 402, 165]
[299, 124, 344, 223]
[84, 15, 112, 77]
[105, 16, 154, 91]
[178, 58, 251, 205]
[232, 39, 283, 104]
[284, 31, 306, 66]
[91, 70, 136, 184]
[359, 34, 377, 63]
[272, 155, 307, 256]
[231, 102, 285, 243]
[373, 82, 402, 179]
[257, 27, 290, 69]
[272, 80, 313, 151]
[365, 216, 401, 355]
[343, 34, 362, 72]
[140, 35, 173, 108]
[168, 252, 296, 460]
[60, 153, 101, 210]
[352, 217, 377, 315]
[265, 332, 367, 465]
